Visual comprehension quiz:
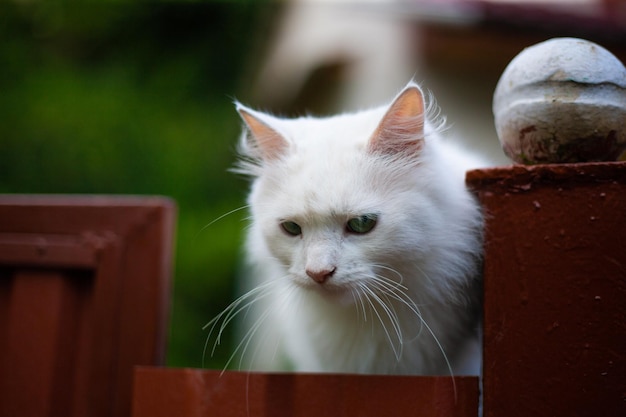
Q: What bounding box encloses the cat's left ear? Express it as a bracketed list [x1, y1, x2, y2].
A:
[368, 83, 425, 156]
[237, 105, 289, 161]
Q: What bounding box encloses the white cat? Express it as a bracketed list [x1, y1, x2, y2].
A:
[208, 81, 486, 376]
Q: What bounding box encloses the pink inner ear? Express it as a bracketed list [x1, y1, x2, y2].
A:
[239, 109, 288, 161]
[392, 87, 424, 120]
[369, 86, 425, 155]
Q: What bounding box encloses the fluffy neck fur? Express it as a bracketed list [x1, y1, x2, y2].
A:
[220, 82, 484, 375]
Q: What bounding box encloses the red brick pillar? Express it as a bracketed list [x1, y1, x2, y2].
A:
[467, 162, 626, 417]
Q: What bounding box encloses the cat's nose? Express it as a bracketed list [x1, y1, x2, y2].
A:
[306, 267, 336, 284]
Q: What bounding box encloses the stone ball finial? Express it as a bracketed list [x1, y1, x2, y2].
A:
[493, 37, 626, 164]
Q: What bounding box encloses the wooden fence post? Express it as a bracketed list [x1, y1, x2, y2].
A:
[467, 162, 626, 417]
[0, 195, 176, 417]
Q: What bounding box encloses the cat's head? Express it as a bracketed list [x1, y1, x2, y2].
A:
[235, 83, 478, 305]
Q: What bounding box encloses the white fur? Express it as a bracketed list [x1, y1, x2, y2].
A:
[212, 82, 485, 375]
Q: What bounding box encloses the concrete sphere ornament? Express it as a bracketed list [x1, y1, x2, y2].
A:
[493, 37, 626, 164]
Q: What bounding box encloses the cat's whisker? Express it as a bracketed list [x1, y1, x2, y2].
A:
[368, 274, 427, 342]
[369, 267, 429, 318]
[372, 277, 414, 343]
[234, 280, 298, 372]
[368, 273, 407, 295]
[246, 281, 301, 370]
[228, 304, 274, 374]
[372, 264, 406, 286]
[357, 282, 403, 361]
[365, 274, 456, 396]
[196, 205, 250, 237]
[361, 274, 425, 348]
[204, 297, 255, 364]
[370, 275, 421, 315]
[352, 287, 369, 324]
[357, 283, 392, 348]
[413, 263, 437, 290]
[268, 282, 300, 353]
[350, 288, 363, 323]
[204, 282, 271, 345]
[203, 278, 285, 369]
[412, 311, 457, 399]
[356, 285, 378, 336]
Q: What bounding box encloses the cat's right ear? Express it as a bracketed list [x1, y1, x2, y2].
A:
[237, 105, 289, 161]
[368, 84, 425, 156]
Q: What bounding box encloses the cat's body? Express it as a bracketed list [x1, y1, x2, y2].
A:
[211, 82, 486, 375]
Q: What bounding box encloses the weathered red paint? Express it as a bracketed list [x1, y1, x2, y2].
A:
[132, 368, 479, 417]
[467, 161, 626, 417]
[0, 196, 176, 417]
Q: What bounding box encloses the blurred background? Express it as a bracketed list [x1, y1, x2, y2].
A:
[1, 0, 624, 370]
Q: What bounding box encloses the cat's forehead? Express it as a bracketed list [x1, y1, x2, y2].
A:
[262, 152, 387, 219]
[272, 183, 380, 222]
[278, 108, 384, 148]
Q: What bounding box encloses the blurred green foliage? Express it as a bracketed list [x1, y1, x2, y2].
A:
[0, 2, 269, 368]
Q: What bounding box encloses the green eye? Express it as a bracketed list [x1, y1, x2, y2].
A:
[346, 214, 378, 234]
[280, 221, 302, 236]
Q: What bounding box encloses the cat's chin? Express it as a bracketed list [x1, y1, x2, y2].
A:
[293, 279, 357, 307]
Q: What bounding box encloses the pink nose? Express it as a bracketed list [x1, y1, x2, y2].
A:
[306, 267, 336, 284]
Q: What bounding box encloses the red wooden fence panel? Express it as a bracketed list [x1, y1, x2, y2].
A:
[132, 368, 479, 417]
[0, 195, 176, 417]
